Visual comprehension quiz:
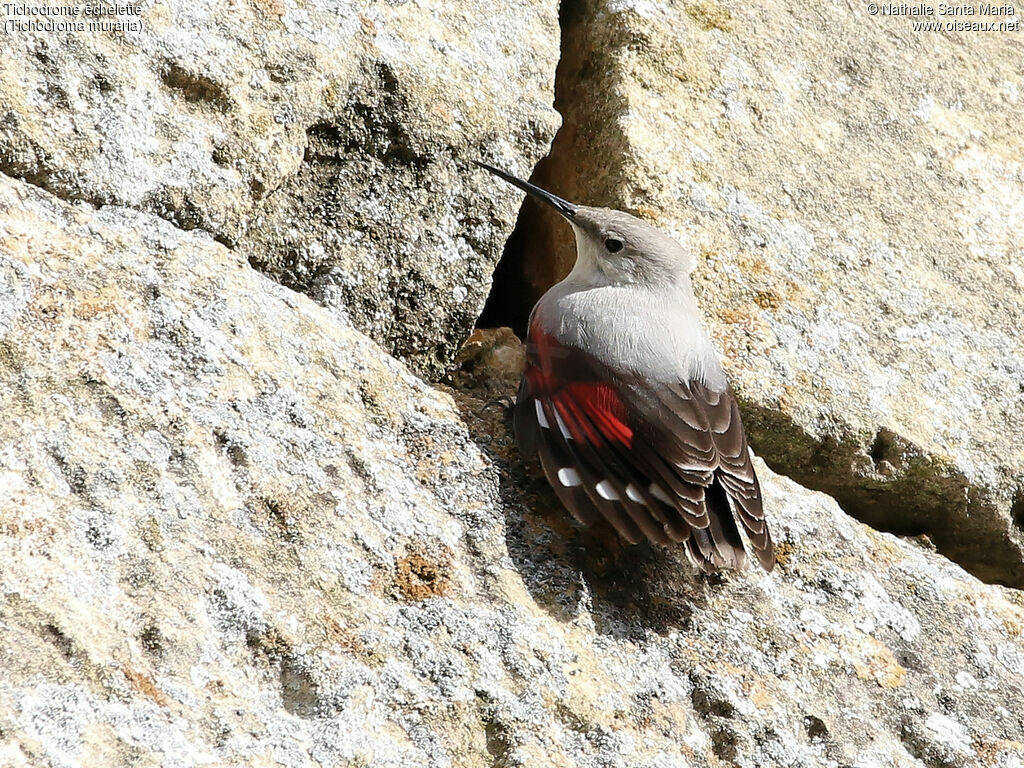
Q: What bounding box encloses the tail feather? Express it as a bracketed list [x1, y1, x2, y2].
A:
[704, 477, 747, 570]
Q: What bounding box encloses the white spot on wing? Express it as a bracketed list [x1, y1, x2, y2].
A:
[650, 484, 673, 505]
[534, 400, 550, 429]
[557, 467, 582, 487]
[553, 409, 573, 440]
[596, 480, 620, 501]
[625, 484, 644, 503]
[676, 460, 712, 471]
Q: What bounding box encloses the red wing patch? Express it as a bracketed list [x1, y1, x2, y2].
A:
[514, 319, 774, 571]
[525, 323, 633, 447]
[564, 383, 634, 446]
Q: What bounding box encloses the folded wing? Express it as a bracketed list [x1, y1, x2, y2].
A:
[515, 326, 774, 572]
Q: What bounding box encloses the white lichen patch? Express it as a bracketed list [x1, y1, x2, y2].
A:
[1, 144, 1023, 768]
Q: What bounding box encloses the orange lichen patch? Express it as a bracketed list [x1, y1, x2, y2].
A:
[754, 290, 782, 311]
[0, 515, 58, 542]
[728, 668, 778, 711]
[251, 0, 284, 19]
[698, 245, 720, 262]
[773, 541, 794, 569]
[717, 660, 751, 680]
[430, 103, 453, 122]
[1002, 617, 1023, 637]
[717, 305, 764, 338]
[863, 535, 905, 572]
[318, 613, 367, 656]
[734, 252, 773, 278]
[746, 680, 775, 710]
[782, 278, 810, 305]
[975, 739, 1024, 766]
[359, 15, 377, 35]
[776, 391, 796, 416]
[846, 636, 906, 689]
[395, 547, 453, 601]
[685, 0, 734, 31]
[633, 205, 662, 222]
[717, 306, 749, 326]
[122, 663, 169, 707]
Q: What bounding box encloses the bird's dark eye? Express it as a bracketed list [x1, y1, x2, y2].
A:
[605, 238, 623, 253]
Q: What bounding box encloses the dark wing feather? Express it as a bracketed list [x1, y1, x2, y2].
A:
[515, 324, 774, 572]
[531, 399, 602, 528]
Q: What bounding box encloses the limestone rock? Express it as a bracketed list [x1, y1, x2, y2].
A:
[0, 0, 560, 377]
[3, 174, 1024, 768]
[484, 0, 1024, 585]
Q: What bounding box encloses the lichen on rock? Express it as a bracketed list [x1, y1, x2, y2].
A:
[1, 0, 1023, 763]
[1, 173, 1023, 767]
[0, 0, 561, 378]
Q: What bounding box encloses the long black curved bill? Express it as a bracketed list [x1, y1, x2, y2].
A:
[474, 161, 578, 221]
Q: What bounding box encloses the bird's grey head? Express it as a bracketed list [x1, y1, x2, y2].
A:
[569, 206, 696, 287]
[476, 162, 696, 288]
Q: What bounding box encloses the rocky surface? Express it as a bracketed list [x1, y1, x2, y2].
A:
[482, 0, 1024, 585]
[3, 173, 1024, 768]
[0, 0, 560, 376]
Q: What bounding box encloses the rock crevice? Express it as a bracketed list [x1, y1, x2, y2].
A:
[478, 0, 1024, 587]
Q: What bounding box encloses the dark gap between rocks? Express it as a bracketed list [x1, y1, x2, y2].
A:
[472, 0, 1024, 589]
[0, 161, 111, 212]
[476, 0, 592, 338]
[1012, 495, 1024, 534]
[741, 408, 1024, 587]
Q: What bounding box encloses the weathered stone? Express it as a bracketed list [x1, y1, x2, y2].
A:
[0, 0, 560, 376]
[482, 0, 1024, 585]
[3, 175, 1023, 768]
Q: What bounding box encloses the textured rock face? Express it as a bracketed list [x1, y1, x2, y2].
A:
[0, 0, 560, 376]
[3, 176, 1024, 768]
[483, 0, 1024, 585]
